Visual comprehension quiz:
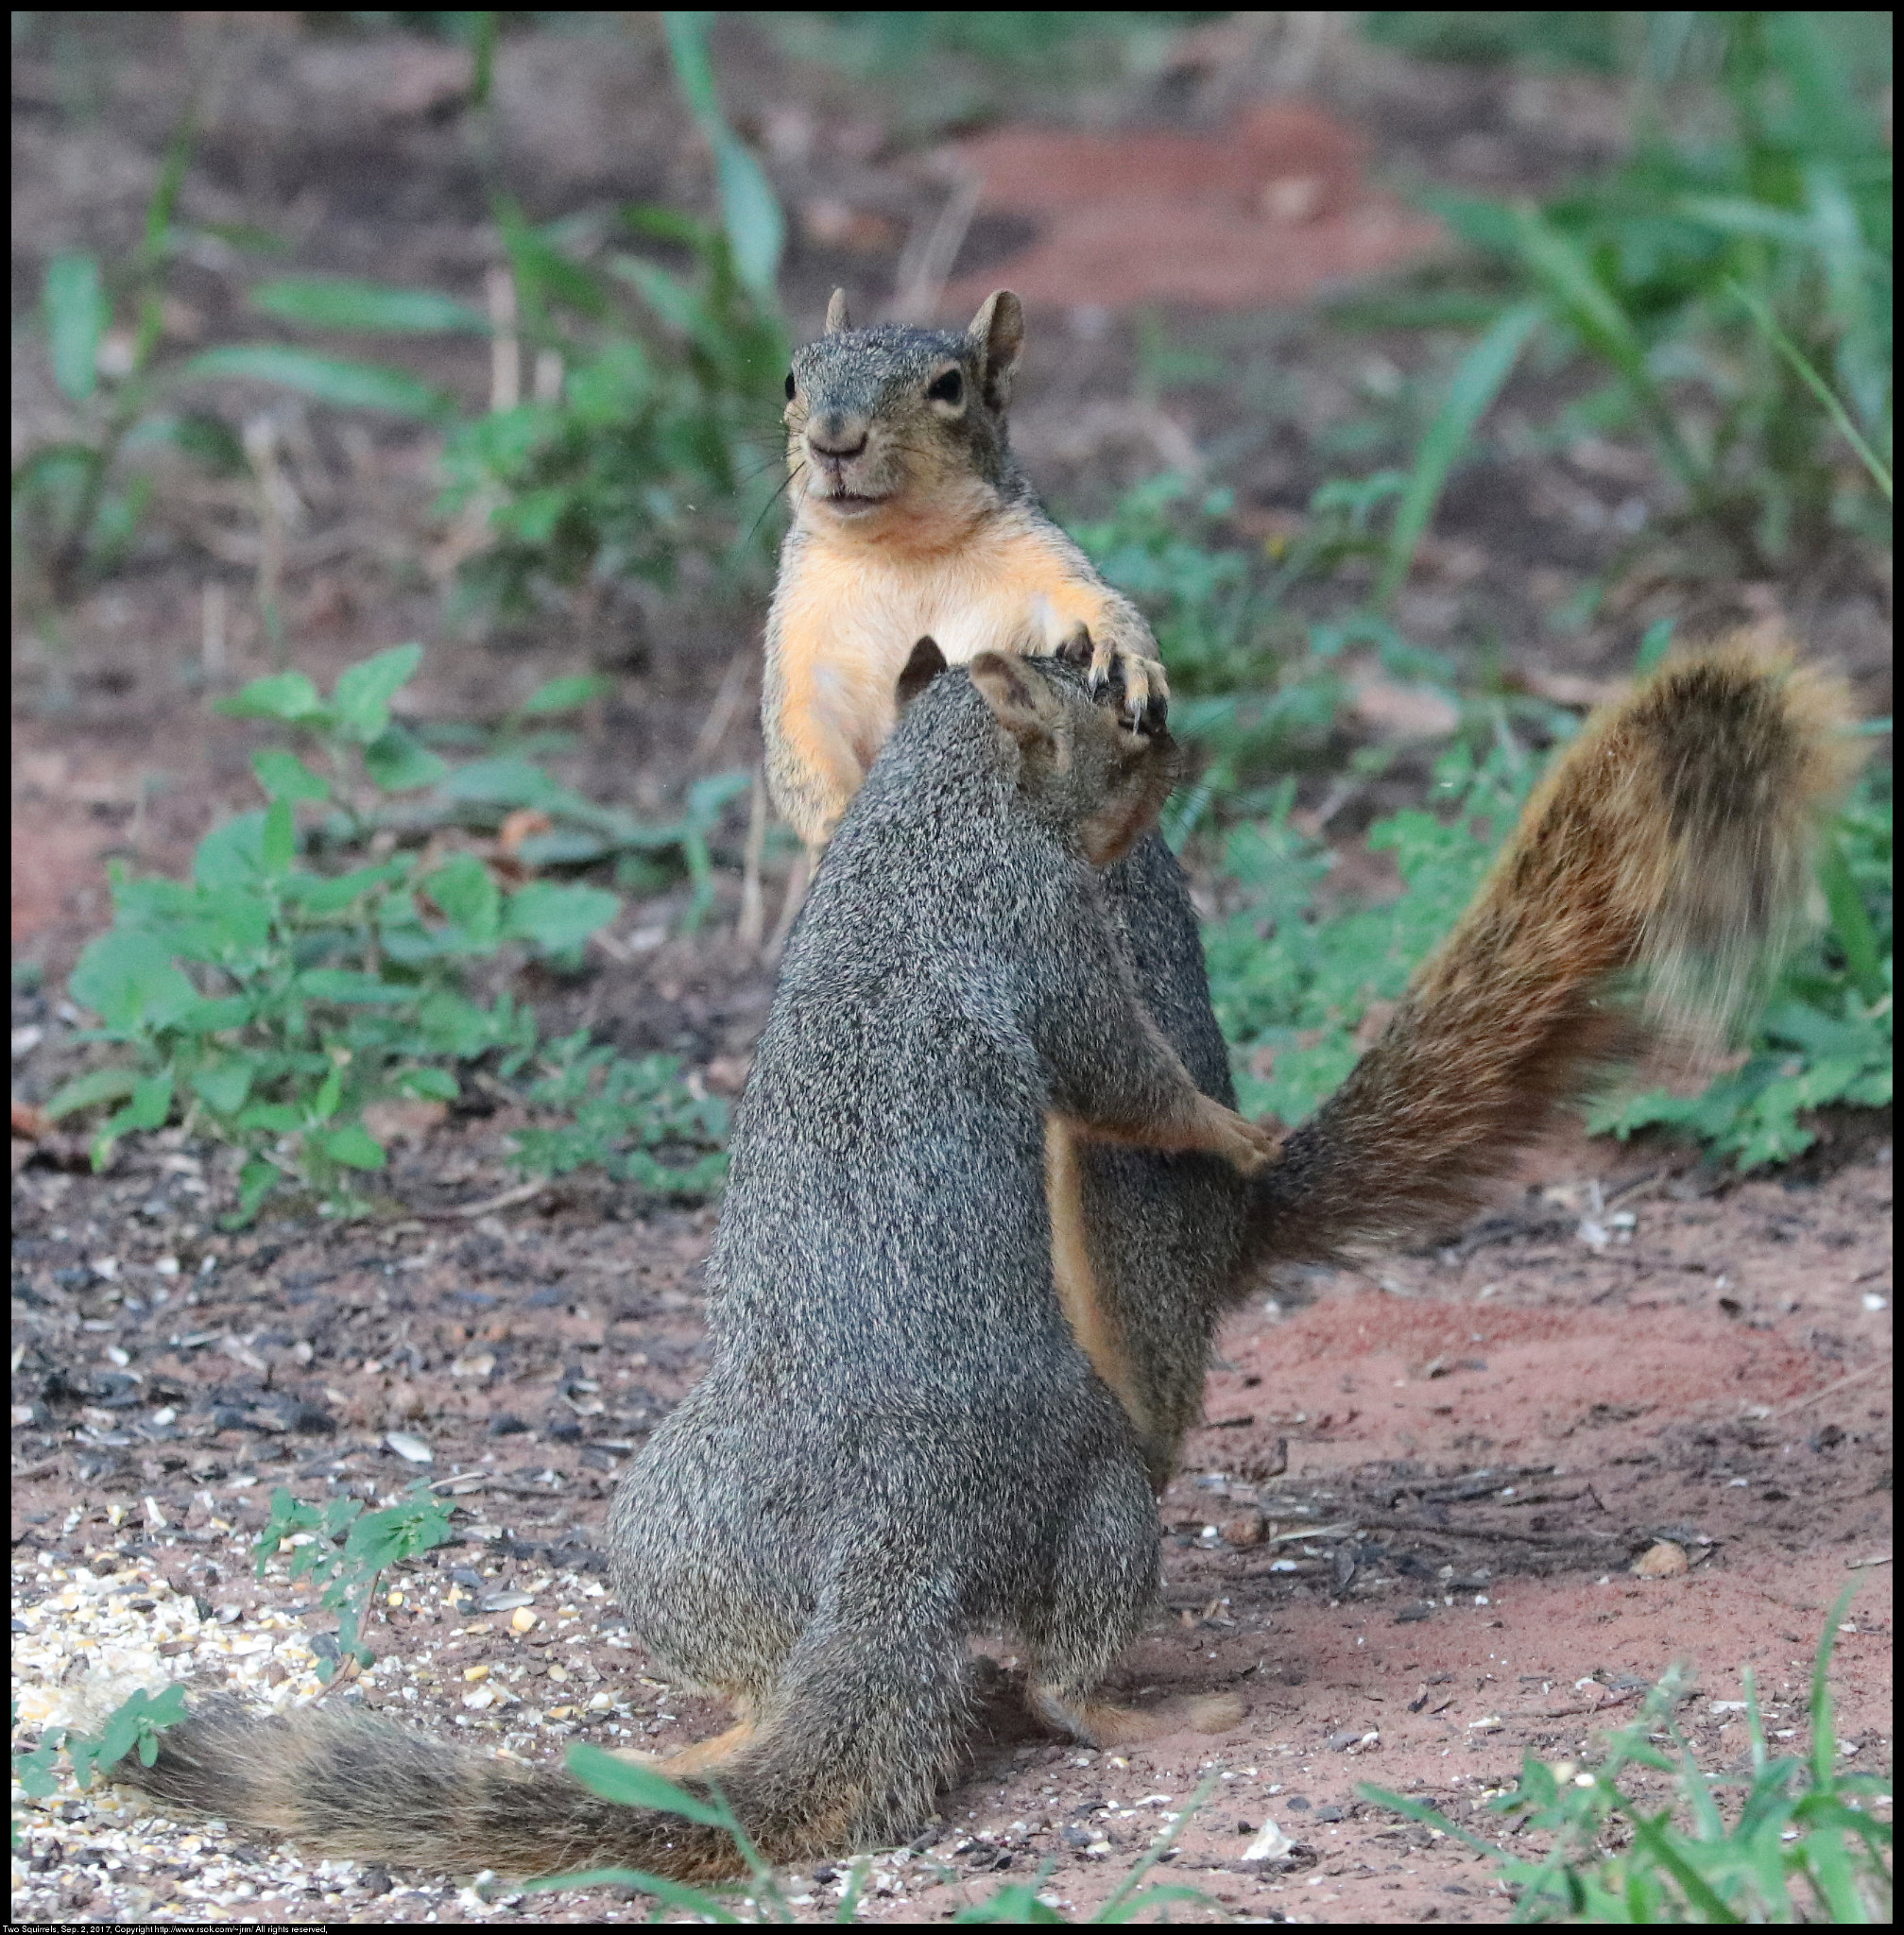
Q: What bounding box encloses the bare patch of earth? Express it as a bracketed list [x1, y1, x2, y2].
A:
[12, 1106, 1891, 1923]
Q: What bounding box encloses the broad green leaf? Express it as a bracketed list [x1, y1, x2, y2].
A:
[214, 670, 326, 724]
[424, 853, 502, 945]
[280, 862, 404, 914]
[44, 252, 110, 402]
[94, 1070, 175, 1164]
[176, 994, 254, 1033]
[70, 931, 196, 1034]
[440, 754, 573, 811]
[320, 1122, 386, 1170]
[332, 643, 424, 745]
[504, 882, 621, 952]
[180, 346, 456, 423]
[238, 1102, 303, 1134]
[312, 1063, 344, 1122]
[362, 725, 449, 792]
[516, 674, 613, 716]
[194, 812, 269, 890]
[191, 1058, 254, 1115]
[44, 1067, 140, 1120]
[249, 275, 489, 335]
[251, 749, 329, 803]
[232, 1156, 281, 1225]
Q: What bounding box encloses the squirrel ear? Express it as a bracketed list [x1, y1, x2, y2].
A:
[970, 649, 1060, 751]
[965, 290, 1024, 409]
[895, 635, 949, 710]
[825, 288, 852, 334]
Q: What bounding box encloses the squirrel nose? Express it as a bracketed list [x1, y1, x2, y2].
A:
[807, 415, 869, 460]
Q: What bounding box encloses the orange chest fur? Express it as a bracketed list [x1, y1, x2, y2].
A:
[770, 524, 1114, 772]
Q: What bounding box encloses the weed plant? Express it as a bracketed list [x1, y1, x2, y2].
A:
[1362, 1585, 1892, 1921]
[44, 644, 729, 1223]
[253, 1481, 457, 1684]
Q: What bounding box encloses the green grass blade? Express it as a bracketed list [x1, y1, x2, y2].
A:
[1513, 205, 1703, 494]
[250, 275, 489, 335]
[43, 252, 108, 403]
[179, 347, 457, 423]
[662, 11, 784, 301]
[1726, 278, 1893, 502]
[1374, 300, 1543, 608]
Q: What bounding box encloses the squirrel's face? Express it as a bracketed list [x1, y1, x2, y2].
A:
[784, 291, 1024, 530]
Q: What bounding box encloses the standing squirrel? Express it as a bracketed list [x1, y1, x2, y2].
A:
[112, 640, 1274, 1880]
[761, 291, 1862, 1483]
[763, 287, 1165, 855]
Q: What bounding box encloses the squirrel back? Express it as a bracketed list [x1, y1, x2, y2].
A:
[109, 640, 1265, 1881]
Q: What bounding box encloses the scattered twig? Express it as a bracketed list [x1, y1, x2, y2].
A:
[691, 644, 754, 765]
[416, 1177, 548, 1222]
[1770, 1357, 1893, 1420]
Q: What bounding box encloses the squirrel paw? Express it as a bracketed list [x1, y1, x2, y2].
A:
[1207, 1104, 1282, 1176]
[1044, 620, 1169, 732]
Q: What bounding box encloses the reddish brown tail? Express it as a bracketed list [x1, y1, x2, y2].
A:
[1240, 638, 1860, 1272]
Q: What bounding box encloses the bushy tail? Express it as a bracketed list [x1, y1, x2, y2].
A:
[1240, 638, 1860, 1272]
[110, 1589, 970, 1884]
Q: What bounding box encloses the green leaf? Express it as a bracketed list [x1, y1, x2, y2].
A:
[194, 813, 269, 890]
[439, 755, 574, 812]
[230, 1156, 281, 1226]
[393, 1066, 459, 1102]
[249, 275, 489, 336]
[280, 862, 404, 914]
[296, 968, 409, 1004]
[251, 748, 330, 803]
[95, 1070, 175, 1161]
[262, 797, 297, 874]
[1376, 301, 1543, 608]
[362, 725, 449, 792]
[332, 1120, 391, 1181]
[425, 854, 502, 945]
[43, 1067, 140, 1120]
[237, 1102, 303, 1134]
[503, 882, 621, 953]
[332, 643, 424, 745]
[565, 1740, 729, 1826]
[44, 252, 109, 402]
[516, 674, 613, 717]
[180, 347, 456, 423]
[190, 1057, 254, 1115]
[662, 12, 784, 301]
[214, 670, 327, 724]
[70, 931, 197, 1034]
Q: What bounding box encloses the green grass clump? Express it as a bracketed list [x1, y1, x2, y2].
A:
[1362, 1586, 1892, 1921]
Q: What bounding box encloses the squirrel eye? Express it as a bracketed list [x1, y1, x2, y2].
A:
[926, 368, 964, 405]
[783, 370, 797, 402]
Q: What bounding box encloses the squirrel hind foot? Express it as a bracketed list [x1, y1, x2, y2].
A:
[1031, 1687, 1245, 1748]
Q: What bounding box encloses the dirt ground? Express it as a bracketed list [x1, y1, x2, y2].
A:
[10, 14, 1895, 1925]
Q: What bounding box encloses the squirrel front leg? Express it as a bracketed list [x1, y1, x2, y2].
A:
[1010, 563, 1168, 731]
[1033, 935, 1278, 1176]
